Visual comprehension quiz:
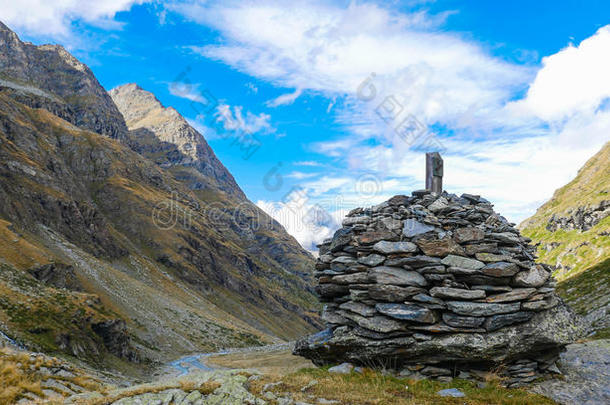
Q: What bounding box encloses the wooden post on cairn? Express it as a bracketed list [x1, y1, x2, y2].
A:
[426, 152, 443, 194]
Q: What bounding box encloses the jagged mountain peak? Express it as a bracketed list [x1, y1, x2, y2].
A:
[110, 83, 245, 197]
[0, 20, 128, 139]
[110, 83, 172, 124]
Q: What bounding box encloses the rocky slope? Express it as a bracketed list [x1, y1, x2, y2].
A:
[520, 142, 609, 280]
[0, 21, 319, 372]
[520, 142, 609, 336]
[109, 84, 244, 198]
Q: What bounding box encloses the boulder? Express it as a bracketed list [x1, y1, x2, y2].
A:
[369, 267, 428, 287]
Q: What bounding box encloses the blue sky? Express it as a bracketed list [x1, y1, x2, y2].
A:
[2, 0, 610, 250]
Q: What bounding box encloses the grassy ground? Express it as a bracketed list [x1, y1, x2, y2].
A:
[556, 257, 610, 338]
[206, 349, 314, 375]
[249, 367, 556, 405]
[209, 348, 556, 404]
[0, 347, 102, 404]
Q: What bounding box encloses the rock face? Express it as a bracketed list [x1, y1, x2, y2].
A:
[0, 21, 127, 139]
[295, 190, 586, 385]
[0, 21, 320, 367]
[520, 141, 609, 282]
[109, 84, 244, 198]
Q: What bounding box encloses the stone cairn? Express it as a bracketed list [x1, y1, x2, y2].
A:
[294, 189, 585, 387]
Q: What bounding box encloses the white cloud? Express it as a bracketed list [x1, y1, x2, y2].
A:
[178, 0, 530, 129]
[285, 171, 318, 180]
[0, 0, 147, 38]
[266, 88, 303, 107]
[215, 104, 275, 135]
[171, 1, 609, 247]
[256, 199, 343, 252]
[294, 160, 323, 167]
[168, 82, 208, 103]
[511, 25, 610, 121]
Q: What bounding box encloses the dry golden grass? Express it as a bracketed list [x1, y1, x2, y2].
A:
[206, 349, 314, 375]
[249, 368, 556, 405]
[81, 380, 221, 405]
[0, 350, 50, 404]
[0, 348, 103, 404]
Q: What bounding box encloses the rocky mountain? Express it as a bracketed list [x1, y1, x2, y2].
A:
[520, 142, 609, 336]
[109, 84, 244, 198]
[0, 21, 319, 372]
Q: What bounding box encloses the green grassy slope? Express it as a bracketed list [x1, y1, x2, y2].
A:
[520, 142, 609, 281]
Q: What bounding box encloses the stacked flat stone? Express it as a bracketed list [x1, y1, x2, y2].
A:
[295, 190, 585, 387]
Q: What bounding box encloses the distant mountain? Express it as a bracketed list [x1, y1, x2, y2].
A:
[109, 83, 244, 198]
[520, 141, 609, 335]
[0, 21, 319, 371]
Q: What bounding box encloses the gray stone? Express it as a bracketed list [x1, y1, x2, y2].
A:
[367, 285, 424, 302]
[442, 313, 485, 328]
[331, 272, 369, 285]
[342, 216, 371, 226]
[522, 295, 559, 311]
[411, 293, 445, 307]
[379, 217, 402, 231]
[475, 252, 511, 262]
[489, 232, 520, 245]
[375, 303, 438, 324]
[471, 285, 512, 293]
[437, 388, 465, 398]
[357, 254, 386, 267]
[321, 308, 347, 324]
[372, 241, 418, 254]
[357, 230, 397, 245]
[441, 255, 485, 270]
[512, 265, 550, 287]
[427, 197, 449, 212]
[339, 312, 406, 333]
[421, 366, 451, 376]
[446, 301, 521, 316]
[484, 312, 534, 331]
[330, 228, 353, 252]
[447, 266, 481, 276]
[464, 243, 498, 255]
[416, 265, 447, 274]
[403, 219, 435, 238]
[416, 237, 465, 257]
[315, 284, 349, 299]
[369, 267, 428, 287]
[430, 287, 486, 300]
[410, 323, 485, 333]
[339, 301, 376, 317]
[484, 288, 536, 303]
[392, 255, 442, 268]
[349, 289, 369, 301]
[330, 256, 357, 271]
[454, 227, 485, 243]
[328, 362, 354, 374]
[481, 262, 519, 277]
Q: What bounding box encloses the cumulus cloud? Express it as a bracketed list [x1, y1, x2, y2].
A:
[0, 0, 147, 38]
[215, 104, 275, 135]
[179, 0, 529, 129]
[511, 26, 610, 121]
[257, 198, 343, 252]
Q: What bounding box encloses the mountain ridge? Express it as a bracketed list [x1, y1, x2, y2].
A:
[0, 21, 320, 372]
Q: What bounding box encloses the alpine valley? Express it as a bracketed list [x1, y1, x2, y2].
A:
[0, 20, 320, 375]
